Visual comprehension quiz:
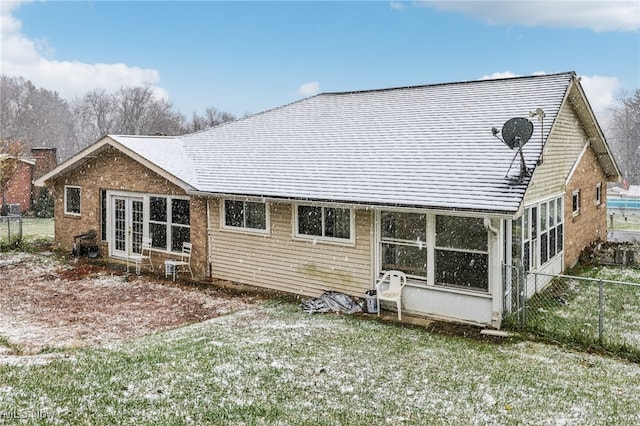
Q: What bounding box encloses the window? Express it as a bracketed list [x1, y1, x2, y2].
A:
[572, 190, 581, 215]
[435, 216, 488, 291]
[515, 196, 564, 272]
[64, 186, 81, 215]
[149, 196, 190, 252]
[596, 183, 602, 206]
[100, 189, 107, 241]
[540, 203, 548, 264]
[223, 200, 268, 232]
[171, 199, 191, 251]
[380, 211, 428, 277]
[296, 205, 352, 241]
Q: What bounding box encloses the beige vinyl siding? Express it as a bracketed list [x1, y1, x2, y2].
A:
[209, 200, 373, 298]
[524, 100, 587, 204]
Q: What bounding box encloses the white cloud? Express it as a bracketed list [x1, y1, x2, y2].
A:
[298, 81, 321, 97]
[480, 71, 620, 129]
[578, 74, 621, 128]
[480, 71, 520, 80]
[418, 1, 640, 32]
[0, 1, 167, 100]
[390, 2, 407, 11]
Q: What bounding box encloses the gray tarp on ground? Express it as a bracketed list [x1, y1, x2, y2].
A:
[301, 291, 363, 314]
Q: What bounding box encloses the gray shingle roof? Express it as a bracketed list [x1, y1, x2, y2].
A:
[116, 72, 578, 214]
[109, 134, 200, 189]
[188, 73, 576, 213]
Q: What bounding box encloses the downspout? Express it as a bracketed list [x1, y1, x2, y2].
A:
[484, 217, 502, 328]
[206, 198, 212, 278]
[484, 217, 499, 236]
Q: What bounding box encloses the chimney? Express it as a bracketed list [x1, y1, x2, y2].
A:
[30, 148, 58, 182]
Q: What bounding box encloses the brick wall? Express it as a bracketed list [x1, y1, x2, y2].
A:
[31, 148, 58, 180]
[50, 146, 207, 278]
[2, 159, 33, 212]
[564, 145, 608, 267]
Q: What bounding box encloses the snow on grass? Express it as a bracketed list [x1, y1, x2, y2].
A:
[1, 302, 640, 425]
[522, 265, 640, 353]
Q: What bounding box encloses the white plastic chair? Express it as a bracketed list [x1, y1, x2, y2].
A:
[376, 270, 407, 321]
[164, 242, 193, 281]
[130, 237, 154, 274]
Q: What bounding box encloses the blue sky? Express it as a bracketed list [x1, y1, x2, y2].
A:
[1, 1, 639, 127]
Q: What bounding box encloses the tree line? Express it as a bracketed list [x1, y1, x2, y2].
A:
[0, 75, 237, 161]
[607, 89, 640, 186]
[1, 74, 639, 185]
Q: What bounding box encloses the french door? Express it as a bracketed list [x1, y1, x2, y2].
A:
[112, 196, 144, 258]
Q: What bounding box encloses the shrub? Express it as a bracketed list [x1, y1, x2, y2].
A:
[33, 187, 54, 218]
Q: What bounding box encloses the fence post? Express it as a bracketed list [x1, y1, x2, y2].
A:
[520, 267, 526, 328]
[598, 280, 604, 344]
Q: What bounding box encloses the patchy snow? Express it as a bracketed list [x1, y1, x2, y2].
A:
[0, 252, 255, 359]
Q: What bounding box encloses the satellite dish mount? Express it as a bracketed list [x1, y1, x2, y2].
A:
[491, 117, 534, 182]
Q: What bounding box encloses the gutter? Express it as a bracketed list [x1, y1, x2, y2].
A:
[186, 190, 519, 220]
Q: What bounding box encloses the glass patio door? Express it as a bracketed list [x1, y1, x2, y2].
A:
[112, 196, 144, 258]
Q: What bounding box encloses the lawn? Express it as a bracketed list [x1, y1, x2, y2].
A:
[0, 218, 54, 243]
[2, 288, 640, 424]
[517, 267, 640, 356]
[21, 218, 54, 239]
[608, 209, 640, 231]
[1, 226, 640, 424]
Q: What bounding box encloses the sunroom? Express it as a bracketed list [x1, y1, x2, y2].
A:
[374, 209, 502, 326]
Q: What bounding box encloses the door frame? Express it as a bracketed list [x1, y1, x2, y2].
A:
[108, 192, 145, 260]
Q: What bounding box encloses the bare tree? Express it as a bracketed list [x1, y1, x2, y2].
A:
[608, 89, 640, 185]
[0, 75, 76, 158]
[189, 107, 236, 132]
[2, 75, 237, 162]
[73, 89, 117, 141]
[118, 85, 155, 134]
[74, 84, 188, 139]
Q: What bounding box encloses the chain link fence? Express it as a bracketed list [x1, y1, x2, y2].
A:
[503, 264, 640, 356]
[0, 214, 23, 243]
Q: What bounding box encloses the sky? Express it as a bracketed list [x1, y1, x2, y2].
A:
[1, 0, 639, 128]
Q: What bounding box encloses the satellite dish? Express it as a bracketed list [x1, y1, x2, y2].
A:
[501, 117, 534, 149]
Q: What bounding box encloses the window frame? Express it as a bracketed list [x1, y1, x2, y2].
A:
[221, 199, 270, 235]
[433, 215, 489, 292]
[294, 204, 354, 244]
[100, 189, 107, 241]
[379, 211, 428, 279]
[517, 195, 564, 272]
[64, 185, 81, 216]
[148, 195, 191, 253]
[104, 191, 191, 256]
[572, 190, 581, 216]
[377, 210, 493, 294]
[595, 182, 602, 206]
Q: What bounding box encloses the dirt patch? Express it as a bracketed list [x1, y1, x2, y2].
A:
[0, 252, 256, 357]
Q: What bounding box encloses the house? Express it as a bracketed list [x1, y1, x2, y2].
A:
[1, 156, 34, 214]
[1, 148, 57, 214]
[36, 72, 620, 328]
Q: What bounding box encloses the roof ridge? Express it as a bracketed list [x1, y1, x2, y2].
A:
[320, 71, 576, 97]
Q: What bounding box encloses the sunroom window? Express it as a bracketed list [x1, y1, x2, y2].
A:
[380, 211, 427, 278]
[517, 196, 563, 272]
[435, 216, 488, 291]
